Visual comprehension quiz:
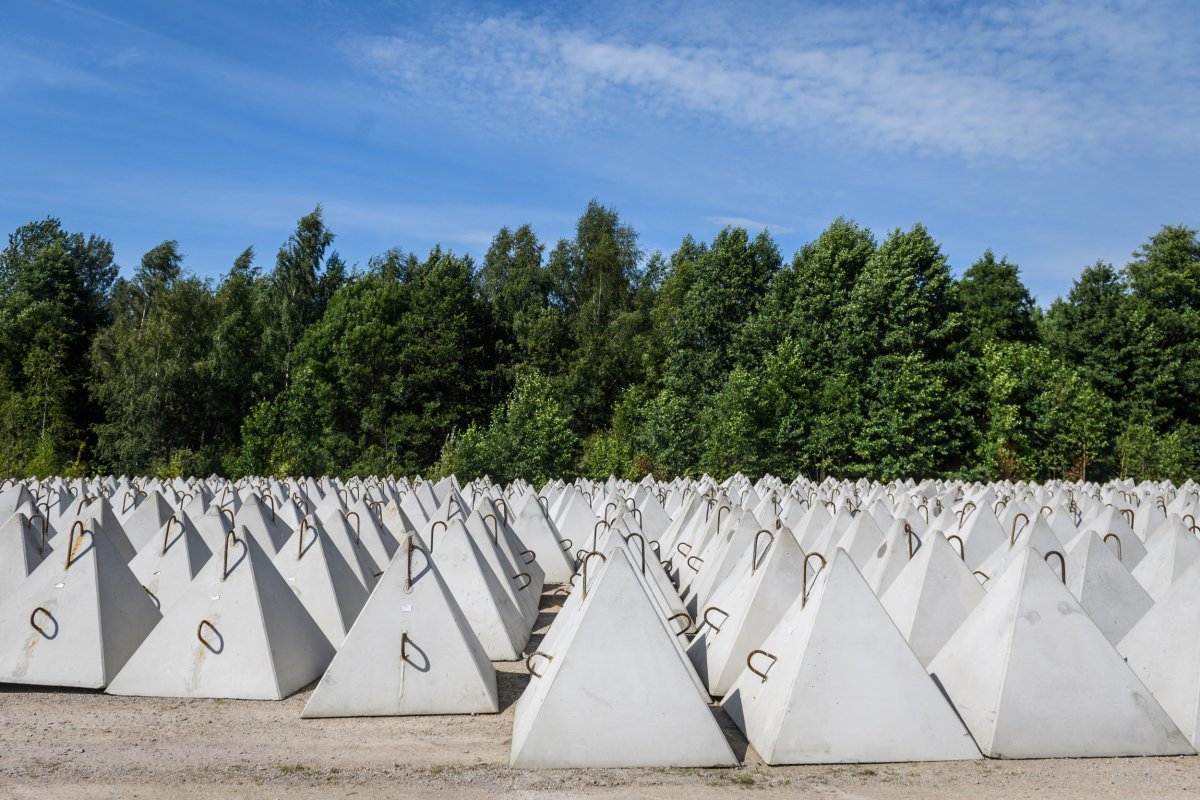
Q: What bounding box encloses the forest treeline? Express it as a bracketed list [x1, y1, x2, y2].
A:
[0, 202, 1197, 484]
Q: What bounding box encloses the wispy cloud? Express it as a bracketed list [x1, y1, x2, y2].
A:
[346, 1, 1200, 161]
[706, 216, 794, 234]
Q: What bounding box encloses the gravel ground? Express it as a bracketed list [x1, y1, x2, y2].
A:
[2, 599, 1199, 798]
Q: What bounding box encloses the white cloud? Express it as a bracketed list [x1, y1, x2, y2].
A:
[706, 216, 794, 234]
[345, 1, 1200, 161]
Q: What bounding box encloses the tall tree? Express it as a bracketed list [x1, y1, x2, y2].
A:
[957, 250, 1038, 349]
[90, 242, 218, 474]
[1124, 225, 1200, 428]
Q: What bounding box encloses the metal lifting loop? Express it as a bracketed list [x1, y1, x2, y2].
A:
[1044, 550, 1066, 584]
[666, 611, 693, 637]
[716, 504, 729, 531]
[703, 606, 729, 633]
[512, 571, 533, 590]
[162, 515, 179, 556]
[29, 606, 51, 637]
[623, 531, 647, 575]
[746, 649, 778, 682]
[482, 513, 500, 544]
[429, 520, 447, 553]
[676, 542, 693, 557]
[520, 548, 536, 565]
[581, 550, 606, 598]
[400, 631, 412, 665]
[904, 522, 920, 559]
[66, 521, 90, 569]
[405, 537, 418, 591]
[1120, 508, 1135, 528]
[946, 534, 966, 561]
[222, 529, 242, 581]
[261, 493, 275, 522]
[298, 518, 311, 558]
[802, 552, 827, 608]
[197, 619, 219, 649]
[1010, 512, 1030, 547]
[28, 514, 47, 557]
[526, 650, 553, 678]
[1103, 532, 1123, 561]
[345, 510, 361, 544]
[752, 529, 774, 573]
[686, 554, 705, 572]
[973, 570, 990, 584]
[592, 520, 608, 551]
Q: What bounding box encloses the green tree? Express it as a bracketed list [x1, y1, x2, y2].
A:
[957, 250, 1037, 349]
[90, 242, 219, 473]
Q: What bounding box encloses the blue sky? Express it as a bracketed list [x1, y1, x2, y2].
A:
[1, 0, 1197, 302]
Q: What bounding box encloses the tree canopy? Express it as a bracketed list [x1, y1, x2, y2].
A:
[1, 203, 1196, 483]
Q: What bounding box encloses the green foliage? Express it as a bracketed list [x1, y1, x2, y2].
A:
[1, 205, 1199, 481]
[958, 250, 1038, 349]
[90, 241, 220, 474]
[434, 371, 577, 484]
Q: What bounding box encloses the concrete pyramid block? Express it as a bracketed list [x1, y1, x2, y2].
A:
[722, 550, 980, 764]
[107, 529, 334, 699]
[509, 495, 576, 583]
[433, 520, 530, 660]
[0, 521, 162, 688]
[0, 512, 51, 601]
[462, 510, 540, 631]
[302, 535, 498, 717]
[119, 490, 175, 552]
[1131, 526, 1200, 601]
[682, 509, 763, 617]
[511, 549, 737, 768]
[238, 493, 294, 555]
[862, 520, 923, 595]
[1065, 531, 1153, 645]
[687, 526, 807, 696]
[274, 519, 369, 646]
[316, 512, 383, 591]
[881, 530, 986, 666]
[129, 514, 213, 612]
[75, 497, 138, 563]
[928, 548, 1193, 758]
[1118, 561, 1200, 747]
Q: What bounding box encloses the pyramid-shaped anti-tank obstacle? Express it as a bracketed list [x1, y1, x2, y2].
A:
[119, 490, 175, 553]
[303, 535, 498, 717]
[129, 513, 213, 612]
[929, 547, 1193, 758]
[687, 525, 808, 696]
[881, 529, 986, 666]
[722, 549, 981, 764]
[511, 549, 737, 768]
[1131, 525, 1200, 601]
[431, 519, 530, 660]
[0, 512, 52, 601]
[508, 493, 576, 583]
[273, 517, 369, 646]
[0, 520, 162, 688]
[1118, 560, 1200, 747]
[107, 528, 334, 699]
[1064, 531, 1153, 645]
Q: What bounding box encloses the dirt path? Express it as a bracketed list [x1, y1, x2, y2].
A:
[3, 601, 1199, 798]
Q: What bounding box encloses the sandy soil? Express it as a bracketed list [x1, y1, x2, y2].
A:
[2, 601, 1199, 799]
